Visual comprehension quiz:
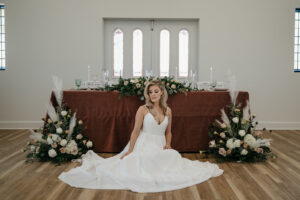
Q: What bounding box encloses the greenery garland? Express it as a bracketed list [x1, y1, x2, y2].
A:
[101, 76, 199, 100]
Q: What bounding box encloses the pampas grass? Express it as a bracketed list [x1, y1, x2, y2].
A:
[52, 75, 63, 107]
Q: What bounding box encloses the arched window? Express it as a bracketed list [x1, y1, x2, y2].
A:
[113, 28, 123, 77]
[160, 29, 170, 77]
[178, 29, 189, 77]
[133, 29, 143, 76]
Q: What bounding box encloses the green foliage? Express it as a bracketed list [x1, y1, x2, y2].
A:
[23, 102, 93, 166]
[101, 76, 200, 100]
[207, 103, 276, 163]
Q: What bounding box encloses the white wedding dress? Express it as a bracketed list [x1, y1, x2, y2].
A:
[58, 112, 224, 193]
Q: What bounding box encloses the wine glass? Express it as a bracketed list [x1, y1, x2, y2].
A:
[101, 68, 110, 85]
[75, 79, 82, 90]
[145, 69, 153, 78]
[189, 69, 197, 89]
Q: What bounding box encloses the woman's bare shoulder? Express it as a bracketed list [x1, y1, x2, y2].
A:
[167, 106, 172, 115]
[138, 105, 149, 115]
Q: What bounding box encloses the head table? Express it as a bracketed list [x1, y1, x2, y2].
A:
[48, 90, 249, 153]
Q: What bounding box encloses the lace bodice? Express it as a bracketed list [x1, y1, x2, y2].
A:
[141, 112, 169, 136]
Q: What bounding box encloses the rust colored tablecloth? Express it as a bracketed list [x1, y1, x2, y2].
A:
[48, 90, 249, 153]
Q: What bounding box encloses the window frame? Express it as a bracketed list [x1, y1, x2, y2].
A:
[0, 4, 5, 71]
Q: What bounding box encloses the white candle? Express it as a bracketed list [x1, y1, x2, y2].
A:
[88, 65, 91, 81]
[210, 66, 213, 83]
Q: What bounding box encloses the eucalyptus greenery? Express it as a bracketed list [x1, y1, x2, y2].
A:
[99, 76, 200, 100]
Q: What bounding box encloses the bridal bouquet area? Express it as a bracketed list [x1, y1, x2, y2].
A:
[206, 102, 275, 163]
[22, 77, 93, 165]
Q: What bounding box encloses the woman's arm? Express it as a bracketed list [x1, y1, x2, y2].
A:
[120, 106, 145, 159]
[164, 107, 172, 149]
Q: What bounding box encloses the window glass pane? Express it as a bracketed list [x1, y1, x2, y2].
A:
[178, 29, 189, 77]
[113, 28, 123, 76]
[0, 5, 5, 70]
[133, 29, 143, 77]
[160, 29, 170, 77]
[295, 10, 300, 71]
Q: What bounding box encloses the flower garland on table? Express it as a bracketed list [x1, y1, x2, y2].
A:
[103, 76, 197, 100]
[22, 76, 93, 165]
[204, 102, 276, 163]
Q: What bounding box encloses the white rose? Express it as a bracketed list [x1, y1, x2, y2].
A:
[232, 117, 239, 123]
[69, 140, 77, 146]
[51, 134, 60, 142]
[61, 111, 68, 116]
[244, 134, 256, 148]
[47, 137, 53, 144]
[56, 127, 63, 134]
[209, 140, 216, 148]
[30, 145, 36, 152]
[226, 138, 234, 150]
[76, 134, 83, 140]
[71, 147, 78, 155]
[48, 149, 57, 157]
[124, 81, 128, 86]
[136, 83, 141, 88]
[238, 130, 246, 137]
[241, 149, 248, 155]
[171, 84, 176, 89]
[60, 139, 67, 146]
[220, 132, 226, 138]
[233, 139, 241, 148]
[86, 141, 93, 148]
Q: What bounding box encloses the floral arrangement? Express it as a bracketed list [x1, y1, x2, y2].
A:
[203, 74, 276, 163]
[103, 76, 197, 100]
[22, 76, 93, 165]
[205, 102, 275, 163]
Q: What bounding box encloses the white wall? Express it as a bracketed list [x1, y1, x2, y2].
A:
[0, 0, 299, 129]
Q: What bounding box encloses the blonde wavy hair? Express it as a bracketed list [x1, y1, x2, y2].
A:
[143, 80, 168, 116]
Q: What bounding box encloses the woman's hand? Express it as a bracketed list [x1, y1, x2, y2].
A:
[163, 144, 172, 150]
[120, 151, 132, 159]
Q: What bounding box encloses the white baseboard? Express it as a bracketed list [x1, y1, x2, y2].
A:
[0, 121, 299, 130]
[0, 121, 43, 129]
[257, 121, 300, 130]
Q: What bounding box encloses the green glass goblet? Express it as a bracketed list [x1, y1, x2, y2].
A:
[75, 79, 82, 90]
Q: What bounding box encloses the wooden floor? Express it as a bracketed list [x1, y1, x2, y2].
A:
[0, 130, 299, 200]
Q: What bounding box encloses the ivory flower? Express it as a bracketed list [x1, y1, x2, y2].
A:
[48, 149, 57, 157]
[232, 117, 239, 123]
[61, 111, 68, 116]
[87, 141, 93, 148]
[56, 127, 63, 134]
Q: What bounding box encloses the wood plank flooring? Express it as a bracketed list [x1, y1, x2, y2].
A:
[0, 130, 299, 200]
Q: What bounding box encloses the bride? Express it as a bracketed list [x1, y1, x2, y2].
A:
[58, 80, 224, 193]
